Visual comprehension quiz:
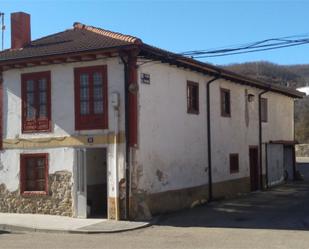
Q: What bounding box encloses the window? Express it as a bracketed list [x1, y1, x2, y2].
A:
[221, 88, 231, 117]
[230, 153, 239, 174]
[20, 154, 48, 195]
[21, 71, 51, 132]
[187, 81, 199, 114]
[261, 98, 268, 122]
[74, 65, 108, 130]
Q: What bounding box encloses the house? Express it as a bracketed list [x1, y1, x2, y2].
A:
[0, 12, 303, 220]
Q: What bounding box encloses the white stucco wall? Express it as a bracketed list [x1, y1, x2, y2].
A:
[1, 57, 127, 199]
[210, 80, 294, 183]
[3, 57, 125, 139]
[137, 61, 295, 195]
[137, 62, 209, 194]
[0, 147, 74, 192]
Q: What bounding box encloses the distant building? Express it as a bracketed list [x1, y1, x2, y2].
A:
[0, 12, 304, 220]
[297, 86, 309, 96]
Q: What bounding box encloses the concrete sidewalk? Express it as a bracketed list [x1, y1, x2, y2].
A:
[0, 213, 152, 233]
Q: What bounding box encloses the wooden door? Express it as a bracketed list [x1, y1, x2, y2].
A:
[249, 147, 259, 191]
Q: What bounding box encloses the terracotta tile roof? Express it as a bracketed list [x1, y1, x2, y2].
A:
[0, 22, 141, 62]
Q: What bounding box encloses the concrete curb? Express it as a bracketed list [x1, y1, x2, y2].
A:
[0, 218, 156, 234]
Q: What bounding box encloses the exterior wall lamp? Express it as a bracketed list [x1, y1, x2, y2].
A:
[248, 93, 255, 102]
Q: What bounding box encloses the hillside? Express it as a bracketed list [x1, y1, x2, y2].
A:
[223, 61, 309, 143]
[224, 61, 308, 88]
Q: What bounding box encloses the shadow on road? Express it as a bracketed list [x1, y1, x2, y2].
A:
[156, 164, 309, 231]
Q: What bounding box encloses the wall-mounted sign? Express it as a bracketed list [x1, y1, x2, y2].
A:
[87, 137, 94, 144]
[141, 73, 150, 84]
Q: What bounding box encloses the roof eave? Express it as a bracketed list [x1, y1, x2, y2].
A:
[140, 44, 304, 99]
[0, 44, 140, 69]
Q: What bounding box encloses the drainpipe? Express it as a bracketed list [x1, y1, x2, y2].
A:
[120, 54, 130, 220]
[206, 75, 220, 201]
[258, 89, 269, 190]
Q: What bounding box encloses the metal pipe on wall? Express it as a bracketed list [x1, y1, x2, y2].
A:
[258, 89, 269, 190]
[206, 76, 220, 201]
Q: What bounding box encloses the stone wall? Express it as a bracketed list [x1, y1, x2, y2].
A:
[296, 144, 309, 157]
[0, 170, 72, 216]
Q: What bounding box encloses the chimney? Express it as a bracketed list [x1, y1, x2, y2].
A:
[11, 12, 31, 49]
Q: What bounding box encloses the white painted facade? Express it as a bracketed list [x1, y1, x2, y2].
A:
[0, 55, 297, 218]
[1, 57, 127, 217]
[137, 61, 294, 196]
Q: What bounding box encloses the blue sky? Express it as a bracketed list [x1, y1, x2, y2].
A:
[1, 0, 309, 65]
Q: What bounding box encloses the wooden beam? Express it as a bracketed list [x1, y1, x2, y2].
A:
[67, 56, 81, 62]
[52, 58, 66, 64]
[81, 54, 97, 61]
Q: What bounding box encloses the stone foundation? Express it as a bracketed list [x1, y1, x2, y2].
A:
[0, 170, 73, 216]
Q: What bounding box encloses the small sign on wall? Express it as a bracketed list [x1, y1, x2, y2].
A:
[87, 137, 94, 144]
[141, 73, 150, 84]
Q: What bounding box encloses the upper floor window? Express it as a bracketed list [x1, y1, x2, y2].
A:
[20, 153, 48, 195]
[187, 81, 199, 114]
[220, 88, 231, 117]
[261, 98, 268, 123]
[229, 153, 239, 174]
[21, 71, 51, 133]
[74, 65, 108, 130]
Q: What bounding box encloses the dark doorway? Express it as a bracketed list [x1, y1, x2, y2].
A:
[249, 147, 260, 191]
[86, 148, 107, 218]
[284, 145, 295, 181]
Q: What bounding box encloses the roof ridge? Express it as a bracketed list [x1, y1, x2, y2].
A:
[73, 22, 142, 45]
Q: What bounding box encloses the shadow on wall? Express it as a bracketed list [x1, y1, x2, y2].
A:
[155, 164, 309, 231]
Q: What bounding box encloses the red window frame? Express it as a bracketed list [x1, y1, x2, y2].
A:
[220, 88, 231, 117]
[74, 65, 108, 130]
[187, 81, 199, 114]
[229, 153, 239, 174]
[261, 98, 268, 123]
[20, 153, 49, 196]
[21, 71, 51, 133]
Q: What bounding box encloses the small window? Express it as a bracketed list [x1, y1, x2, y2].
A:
[261, 98, 268, 123]
[187, 81, 199, 114]
[21, 71, 51, 132]
[20, 154, 48, 195]
[221, 88, 231, 117]
[74, 65, 108, 130]
[230, 153, 239, 174]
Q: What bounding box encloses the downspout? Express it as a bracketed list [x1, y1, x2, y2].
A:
[292, 99, 297, 180]
[258, 89, 269, 190]
[120, 55, 130, 220]
[206, 75, 220, 201]
[120, 50, 139, 220]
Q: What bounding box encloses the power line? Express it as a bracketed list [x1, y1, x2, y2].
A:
[180, 34, 309, 58]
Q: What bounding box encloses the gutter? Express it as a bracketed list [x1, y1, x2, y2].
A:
[120, 55, 130, 220]
[206, 75, 220, 201]
[258, 89, 269, 190]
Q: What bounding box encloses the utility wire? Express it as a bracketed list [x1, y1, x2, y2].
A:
[180, 34, 309, 58]
[193, 41, 309, 58]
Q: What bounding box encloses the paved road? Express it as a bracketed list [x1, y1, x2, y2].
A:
[1, 165, 309, 249]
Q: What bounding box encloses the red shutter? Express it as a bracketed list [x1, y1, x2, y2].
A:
[21, 71, 51, 133]
[74, 65, 108, 130]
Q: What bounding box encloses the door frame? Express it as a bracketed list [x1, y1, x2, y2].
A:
[249, 146, 260, 191]
[75, 146, 109, 218]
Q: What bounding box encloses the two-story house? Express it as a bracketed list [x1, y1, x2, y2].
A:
[0, 12, 303, 220]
